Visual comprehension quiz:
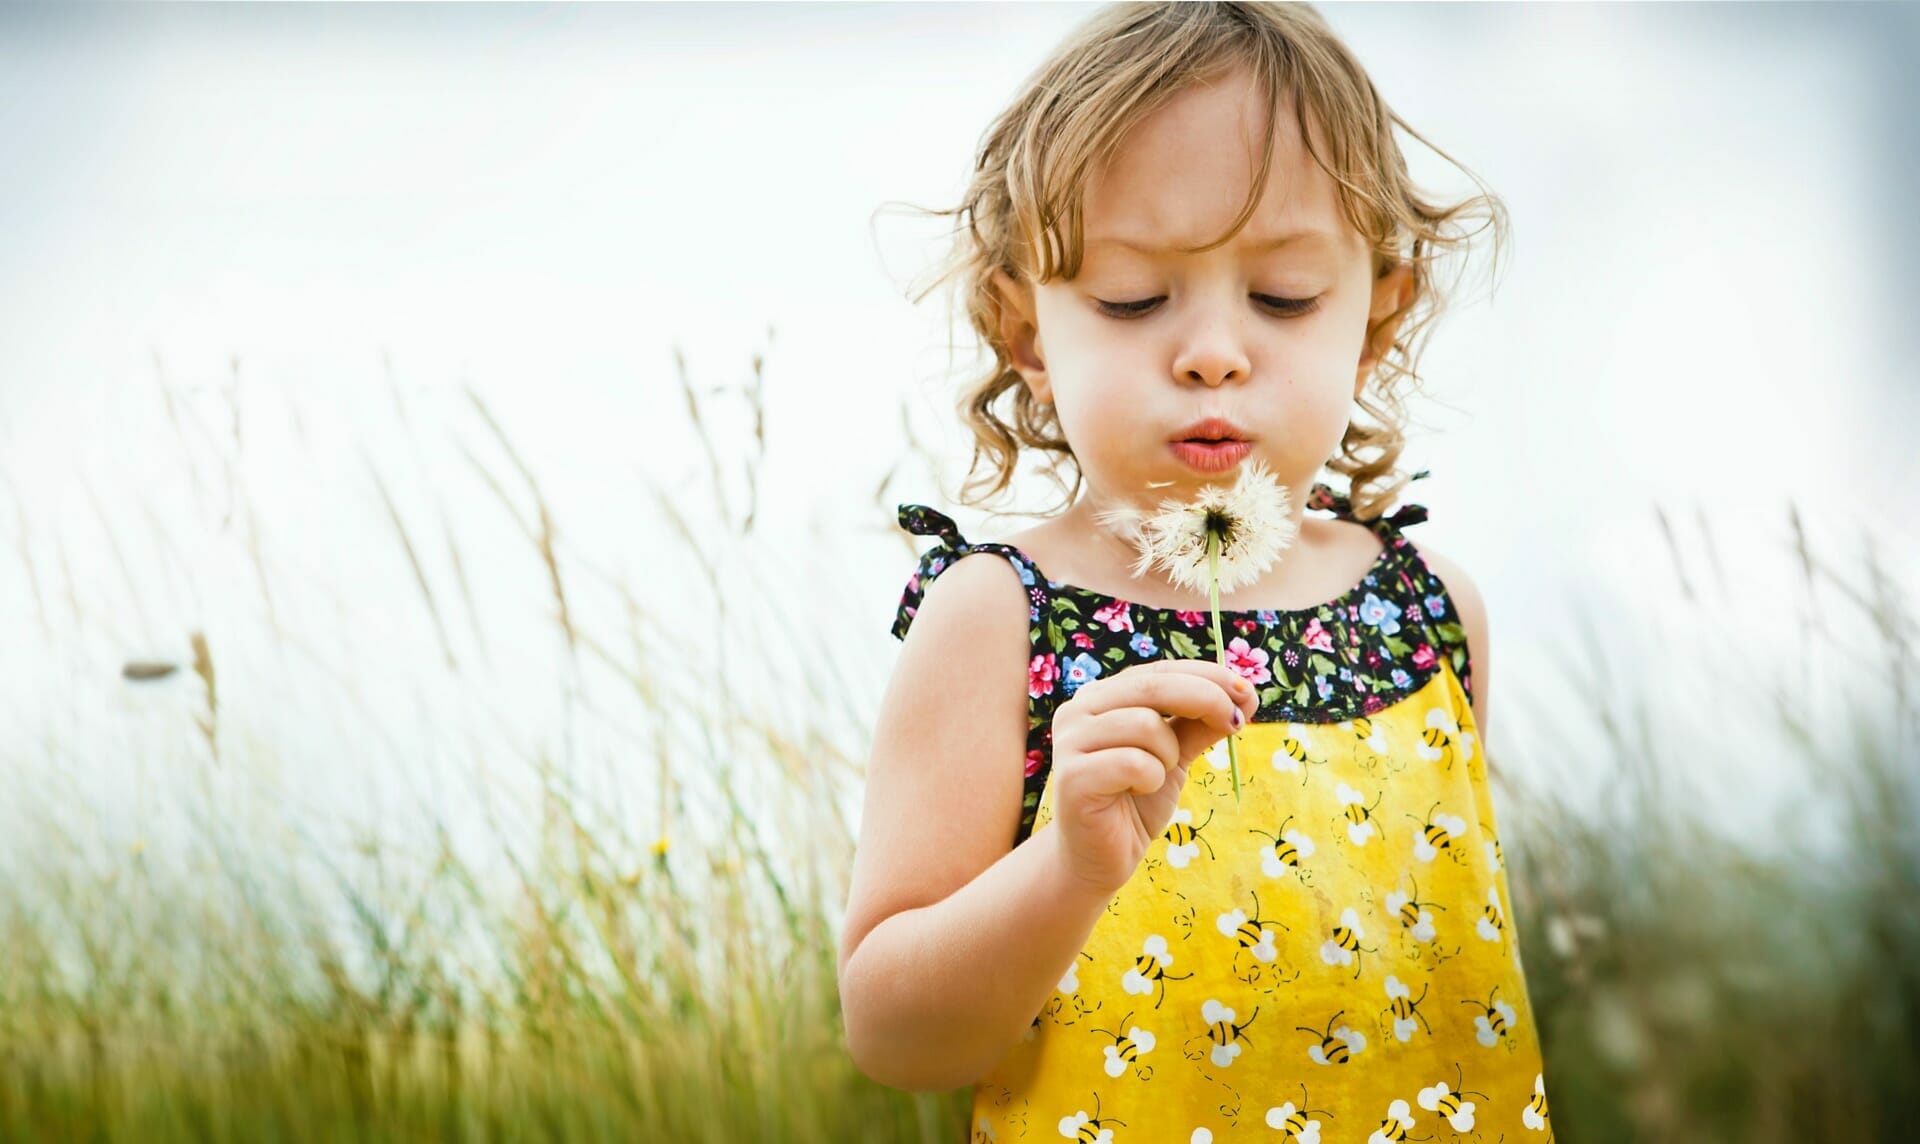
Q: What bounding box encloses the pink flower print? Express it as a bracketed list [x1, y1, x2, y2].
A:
[1071, 631, 1095, 649]
[907, 573, 921, 593]
[1092, 599, 1134, 633]
[1028, 653, 1059, 699]
[1226, 636, 1273, 686]
[1411, 643, 1436, 669]
[1302, 618, 1335, 653]
[1175, 610, 1205, 628]
[1024, 748, 1044, 778]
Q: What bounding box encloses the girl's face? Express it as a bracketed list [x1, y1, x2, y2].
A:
[994, 66, 1414, 534]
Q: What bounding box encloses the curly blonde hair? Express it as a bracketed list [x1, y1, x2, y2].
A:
[890, 0, 1508, 522]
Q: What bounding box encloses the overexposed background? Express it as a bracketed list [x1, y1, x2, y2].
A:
[3, 2, 1916, 881]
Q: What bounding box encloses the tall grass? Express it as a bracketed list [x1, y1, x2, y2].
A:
[1, 352, 1914, 1142]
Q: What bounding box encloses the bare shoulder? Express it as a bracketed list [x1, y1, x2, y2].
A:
[838, 547, 1033, 981]
[1408, 539, 1491, 741]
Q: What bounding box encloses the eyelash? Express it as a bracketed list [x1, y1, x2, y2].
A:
[1095, 294, 1321, 320]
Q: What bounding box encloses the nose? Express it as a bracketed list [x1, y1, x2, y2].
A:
[1170, 295, 1252, 388]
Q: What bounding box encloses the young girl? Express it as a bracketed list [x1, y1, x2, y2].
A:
[839, 4, 1550, 1140]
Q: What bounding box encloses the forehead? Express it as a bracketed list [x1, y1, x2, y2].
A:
[1081, 70, 1358, 259]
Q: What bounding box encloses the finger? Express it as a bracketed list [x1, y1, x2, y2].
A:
[1074, 662, 1251, 732]
[1067, 745, 1172, 798]
[1072, 663, 1233, 723]
[1069, 705, 1183, 770]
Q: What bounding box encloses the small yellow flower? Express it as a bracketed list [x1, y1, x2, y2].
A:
[650, 836, 670, 858]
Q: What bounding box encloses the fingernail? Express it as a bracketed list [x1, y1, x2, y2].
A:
[1230, 708, 1245, 729]
[1234, 678, 1251, 693]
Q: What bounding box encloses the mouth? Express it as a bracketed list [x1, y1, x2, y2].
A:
[1168, 439, 1253, 473]
[1171, 416, 1252, 445]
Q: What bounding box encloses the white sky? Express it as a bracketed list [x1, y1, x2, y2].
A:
[2, 2, 1915, 886]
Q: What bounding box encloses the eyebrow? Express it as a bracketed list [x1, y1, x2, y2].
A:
[1085, 229, 1343, 254]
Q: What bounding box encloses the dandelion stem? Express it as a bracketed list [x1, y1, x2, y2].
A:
[1207, 529, 1242, 800]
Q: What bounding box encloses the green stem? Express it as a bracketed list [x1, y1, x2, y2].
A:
[1207, 530, 1242, 800]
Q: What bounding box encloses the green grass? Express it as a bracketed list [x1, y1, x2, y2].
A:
[2, 357, 1914, 1141]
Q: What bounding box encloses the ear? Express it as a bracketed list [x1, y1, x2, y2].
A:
[1355, 262, 1416, 398]
[990, 269, 1051, 404]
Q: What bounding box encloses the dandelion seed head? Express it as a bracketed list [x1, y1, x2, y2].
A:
[1093, 457, 1298, 594]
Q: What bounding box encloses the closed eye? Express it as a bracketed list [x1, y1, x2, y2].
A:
[1095, 294, 1321, 319]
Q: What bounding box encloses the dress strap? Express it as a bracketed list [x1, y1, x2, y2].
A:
[1307, 469, 1432, 533]
[891, 503, 1048, 642]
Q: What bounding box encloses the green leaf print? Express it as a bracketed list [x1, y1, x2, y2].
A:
[1310, 653, 1339, 677]
[1103, 646, 1126, 664]
[1168, 630, 1203, 659]
[1384, 633, 1412, 658]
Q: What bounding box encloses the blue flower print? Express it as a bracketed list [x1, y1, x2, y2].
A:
[1257, 609, 1279, 626]
[1016, 560, 1036, 588]
[1129, 632, 1158, 658]
[1061, 652, 1103, 696]
[1424, 593, 1446, 620]
[1358, 592, 1402, 637]
[1315, 675, 1333, 700]
[1391, 668, 1412, 688]
[1339, 667, 1352, 681]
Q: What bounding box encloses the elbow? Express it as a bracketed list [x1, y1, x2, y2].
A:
[839, 957, 976, 1093]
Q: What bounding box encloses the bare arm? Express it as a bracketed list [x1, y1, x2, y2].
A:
[1416, 542, 1491, 741]
[837, 551, 1108, 1092]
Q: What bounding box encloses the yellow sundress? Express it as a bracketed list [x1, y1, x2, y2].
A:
[892, 476, 1553, 1143]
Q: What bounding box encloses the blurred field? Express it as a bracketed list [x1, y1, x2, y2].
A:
[1, 358, 1915, 1143]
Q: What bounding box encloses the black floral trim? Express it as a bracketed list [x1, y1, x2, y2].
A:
[890, 472, 1472, 848]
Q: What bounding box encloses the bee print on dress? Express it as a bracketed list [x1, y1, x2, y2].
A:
[1412, 801, 1469, 864]
[1340, 713, 1391, 755]
[1463, 985, 1520, 1050]
[1416, 706, 1476, 769]
[1367, 1098, 1415, 1144]
[1251, 815, 1317, 885]
[1186, 998, 1260, 1068]
[1120, 934, 1193, 1009]
[1057, 1093, 1125, 1143]
[1268, 725, 1326, 786]
[1299, 1009, 1368, 1065]
[1381, 974, 1434, 1043]
[1162, 806, 1217, 869]
[1477, 886, 1507, 944]
[1386, 873, 1444, 944]
[1523, 1072, 1553, 1135]
[1090, 1011, 1156, 1080]
[1264, 1084, 1332, 1143]
[1321, 906, 1377, 978]
[1418, 1064, 1489, 1132]
[1338, 783, 1383, 845]
[1215, 890, 1295, 985]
